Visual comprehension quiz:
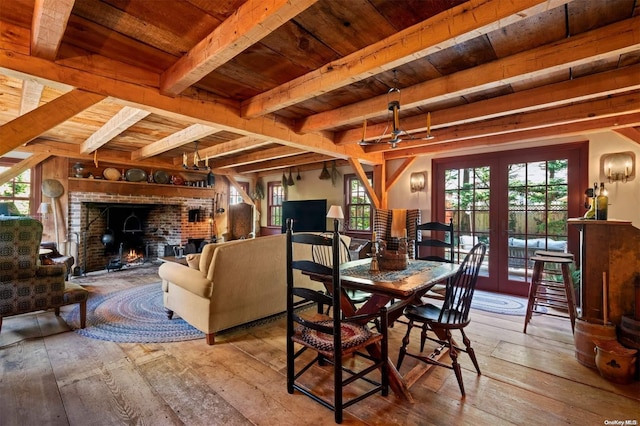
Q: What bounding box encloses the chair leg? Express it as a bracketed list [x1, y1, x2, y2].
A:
[461, 329, 481, 375]
[523, 260, 543, 333]
[419, 323, 429, 352]
[447, 330, 465, 396]
[205, 333, 215, 345]
[397, 320, 414, 369]
[54, 307, 61, 316]
[79, 300, 87, 329]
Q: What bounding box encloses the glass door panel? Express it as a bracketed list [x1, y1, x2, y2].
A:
[433, 143, 585, 296]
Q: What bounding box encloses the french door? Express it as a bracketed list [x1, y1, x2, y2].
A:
[432, 143, 587, 296]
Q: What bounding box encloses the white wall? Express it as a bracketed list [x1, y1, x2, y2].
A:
[258, 165, 368, 230]
[258, 130, 640, 228]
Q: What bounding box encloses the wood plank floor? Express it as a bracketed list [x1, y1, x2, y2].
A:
[1, 264, 638, 425]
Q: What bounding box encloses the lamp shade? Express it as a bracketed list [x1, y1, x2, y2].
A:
[326, 205, 344, 219]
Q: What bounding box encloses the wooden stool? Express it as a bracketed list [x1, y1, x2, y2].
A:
[523, 251, 577, 333]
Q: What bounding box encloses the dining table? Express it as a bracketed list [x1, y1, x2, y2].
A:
[308, 257, 459, 402]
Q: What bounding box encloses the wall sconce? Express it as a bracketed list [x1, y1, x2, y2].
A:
[410, 172, 426, 192]
[601, 151, 635, 183]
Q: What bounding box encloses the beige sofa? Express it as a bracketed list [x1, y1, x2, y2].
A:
[159, 233, 349, 344]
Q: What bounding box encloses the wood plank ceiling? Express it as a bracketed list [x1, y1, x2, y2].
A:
[0, 0, 639, 180]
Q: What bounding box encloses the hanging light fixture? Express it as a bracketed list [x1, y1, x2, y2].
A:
[358, 70, 435, 148]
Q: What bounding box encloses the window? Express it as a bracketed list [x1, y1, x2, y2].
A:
[267, 181, 284, 227]
[229, 182, 250, 205]
[344, 173, 372, 232]
[0, 165, 31, 215]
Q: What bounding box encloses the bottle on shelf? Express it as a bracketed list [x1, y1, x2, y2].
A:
[595, 182, 608, 220]
[583, 182, 597, 219]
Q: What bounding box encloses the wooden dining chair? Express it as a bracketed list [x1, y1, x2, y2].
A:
[286, 218, 388, 424]
[396, 242, 487, 396]
[415, 218, 454, 301]
[312, 235, 370, 305]
[415, 218, 454, 263]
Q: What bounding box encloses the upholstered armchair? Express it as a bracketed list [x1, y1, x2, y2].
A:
[373, 209, 421, 259]
[224, 202, 255, 241]
[0, 217, 88, 333]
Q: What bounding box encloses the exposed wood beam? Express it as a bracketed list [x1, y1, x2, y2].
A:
[18, 138, 175, 168]
[214, 146, 302, 169]
[235, 152, 332, 174]
[226, 174, 255, 206]
[0, 89, 105, 156]
[386, 157, 416, 192]
[313, 16, 640, 135]
[366, 92, 640, 154]
[81, 106, 151, 154]
[160, 0, 319, 96]
[348, 158, 380, 210]
[0, 51, 381, 164]
[0, 153, 51, 185]
[336, 64, 640, 145]
[384, 113, 640, 160]
[131, 123, 219, 161]
[31, 0, 75, 60]
[241, 0, 570, 118]
[614, 127, 640, 144]
[19, 79, 44, 115]
[200, 137, 271, 159]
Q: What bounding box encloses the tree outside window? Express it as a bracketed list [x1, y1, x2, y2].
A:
[267, 182, 284, 227]
[0, 166, 31, 215]
[229, 182, 250, 205]
[344, 173, 372, 232]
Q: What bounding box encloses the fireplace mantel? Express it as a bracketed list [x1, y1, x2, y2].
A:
[68, 177, 215, 198]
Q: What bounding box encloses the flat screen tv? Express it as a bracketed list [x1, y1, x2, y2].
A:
[281, 199, 327, 233]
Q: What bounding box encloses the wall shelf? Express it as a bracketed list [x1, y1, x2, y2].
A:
[68, 177, 215, 198]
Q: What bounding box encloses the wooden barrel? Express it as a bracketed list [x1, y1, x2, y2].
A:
[619, 315, 640, 380]
[573, 318, 617, 368]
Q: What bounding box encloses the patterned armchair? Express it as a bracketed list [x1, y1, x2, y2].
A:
[0, 217, 88, 333]
[373, 209, 421, 259]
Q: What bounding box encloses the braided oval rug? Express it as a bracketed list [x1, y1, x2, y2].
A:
[62, 283, 205, 343]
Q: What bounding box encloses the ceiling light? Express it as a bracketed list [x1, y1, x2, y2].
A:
[358, 70, 434, 149]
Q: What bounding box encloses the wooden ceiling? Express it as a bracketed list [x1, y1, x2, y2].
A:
[1, 0, 639, 179]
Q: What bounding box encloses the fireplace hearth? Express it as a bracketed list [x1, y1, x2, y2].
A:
[70, 192, 215, 274]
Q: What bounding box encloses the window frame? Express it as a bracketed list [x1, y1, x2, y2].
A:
[344, 172, 373, 236]
[229, 181, 250, 205]
[0, 159, 33, 216]
[267, 181, 284, 228]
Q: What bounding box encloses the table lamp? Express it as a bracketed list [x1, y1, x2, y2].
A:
[326, 205, 344, 232]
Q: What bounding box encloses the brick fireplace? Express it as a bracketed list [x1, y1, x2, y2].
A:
[69, 191, 214, 273]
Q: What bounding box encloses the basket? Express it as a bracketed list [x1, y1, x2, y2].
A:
[377, 251, 408, 270]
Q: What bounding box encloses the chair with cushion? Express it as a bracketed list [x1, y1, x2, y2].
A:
[373, 209, 420, 259]
[312, 234, 369, 305]
[396, 242, 487, 396]
[0, 217, 87, 334]
[286, 218, 388, 424]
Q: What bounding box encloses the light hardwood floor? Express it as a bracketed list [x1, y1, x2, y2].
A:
[1, 264, 638, 426]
